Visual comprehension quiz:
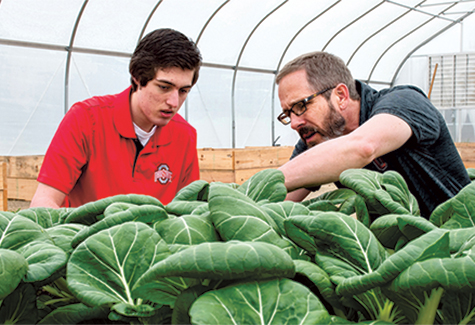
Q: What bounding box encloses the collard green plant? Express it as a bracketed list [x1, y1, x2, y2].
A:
[154, 214, 220, 246]
[237, 169, 287, 203]
[67, 221, 171, 310]
[430, 181, 475, 229]
[63, 194, 164, 225]
[189, 278, 333, 325]
[0, 249, 28, 300]
[71, 204, 168, 248]
[340, 169, 420, 216]
[2, 167, 475, 324]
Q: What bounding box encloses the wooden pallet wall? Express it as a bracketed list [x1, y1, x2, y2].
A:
[0, 143, 473, 210]
[198, 146, 294, 184]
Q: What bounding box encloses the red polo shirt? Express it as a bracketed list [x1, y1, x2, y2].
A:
[38, 87, 199, 207]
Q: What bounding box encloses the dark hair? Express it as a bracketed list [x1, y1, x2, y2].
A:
[129, 28, 202, 92]
[276, 51, 360, 101]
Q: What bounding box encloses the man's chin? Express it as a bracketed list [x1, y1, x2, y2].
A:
[303, 137, 318, 148]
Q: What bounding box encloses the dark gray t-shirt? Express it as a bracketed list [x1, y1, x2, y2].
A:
[290, 80, 471, 218]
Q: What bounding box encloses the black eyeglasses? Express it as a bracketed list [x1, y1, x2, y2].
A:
[277, 86, 335, 125]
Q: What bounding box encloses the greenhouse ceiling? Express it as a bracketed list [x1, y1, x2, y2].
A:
[1, 0, 475, 155]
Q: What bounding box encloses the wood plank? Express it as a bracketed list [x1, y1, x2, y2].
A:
[199, 170, 236, 184]
[234, 167, 277, 185]
[197, 148, 234, 170]
[7, 178, 38, 201]
[6, 155, 44, 179]
[234, 146, 293, 170]
[456, 143, 475, 165]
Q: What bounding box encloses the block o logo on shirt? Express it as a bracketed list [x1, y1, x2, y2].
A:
[154, 164, 173, 184]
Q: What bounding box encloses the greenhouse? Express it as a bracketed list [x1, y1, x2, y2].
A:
[1, 0, 475, 156]
[2, 1, 475, 325]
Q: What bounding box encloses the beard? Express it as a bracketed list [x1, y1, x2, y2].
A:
[299, 100, 346, 148]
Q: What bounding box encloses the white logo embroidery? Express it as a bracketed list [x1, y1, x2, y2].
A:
[154, 164, 172, 184]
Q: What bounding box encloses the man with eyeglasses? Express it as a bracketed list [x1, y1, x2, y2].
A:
[276, 51, 470, 219]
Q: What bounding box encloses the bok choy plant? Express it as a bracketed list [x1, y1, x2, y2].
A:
[0, 168, 474, 324]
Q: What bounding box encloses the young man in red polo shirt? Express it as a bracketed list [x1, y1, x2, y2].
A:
[30, 28, 202, 208]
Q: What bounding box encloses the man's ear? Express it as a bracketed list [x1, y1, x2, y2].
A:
[334, 83, 350, 110]
[132, 76, 140, 89]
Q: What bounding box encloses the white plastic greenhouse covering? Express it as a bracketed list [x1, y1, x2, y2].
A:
[1, 0, 475, 156]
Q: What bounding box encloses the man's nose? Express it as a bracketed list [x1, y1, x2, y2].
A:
[166, 90, 179, 108]
[290, 113, 305, 130]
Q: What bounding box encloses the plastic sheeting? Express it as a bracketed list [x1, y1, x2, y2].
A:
[1, 0, 474, 155]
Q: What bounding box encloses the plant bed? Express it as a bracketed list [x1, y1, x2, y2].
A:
[1, 168, 475, 324]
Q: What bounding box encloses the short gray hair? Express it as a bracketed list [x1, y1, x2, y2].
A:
[276, 51, 360, 100]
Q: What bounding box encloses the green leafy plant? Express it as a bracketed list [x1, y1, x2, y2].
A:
[1, 168, 474, 324]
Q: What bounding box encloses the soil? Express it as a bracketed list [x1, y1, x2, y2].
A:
[7, 199, 31, 211]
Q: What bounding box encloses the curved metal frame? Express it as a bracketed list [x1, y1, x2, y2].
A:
[0, 0, 474, 151]
[230, 0, 288, 148]
[64, 0, 89, 113]
[367, 2, 458, 82]
[391, 10, 474, 86]
[322, 1, 386, 52]
[271, 0, 342, 145]
[138, 0, 164, 43]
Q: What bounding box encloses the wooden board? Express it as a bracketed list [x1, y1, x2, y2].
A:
[197, 148, 234, 170]
[234, 146, 293, 170]
[5, 155, 44, 178]
[7, 178, 38, 201]
[199, 169, 236, 184]
[455, 143, 475, 168]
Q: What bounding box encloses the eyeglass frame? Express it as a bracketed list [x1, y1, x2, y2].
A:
[277, 86, 336, 125]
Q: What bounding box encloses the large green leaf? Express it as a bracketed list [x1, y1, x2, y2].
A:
[286, 212, 387, 274]
[37, 304, 109, 325]
[261, 201, 311, 236]
[339, 169, 420, 216]
[302, 188, 357, 207]
[369, 214, 406, 249]
[154, 214, 219, 245]
[209, 183, 301, 256]
[19, 240, 68, 283]
[71, 204, 168, 248]
[172, 285, 211, 325]
[67, 221, 171, 307]
[189, 278, 332, 325]
[45, 223, 86, 254]
[64, 194, 164, 225]
[237, 169, 287, 203]
[336, 228, 450, 296]
[0, 249, 28, 300]
[385, 240, 475, 324]
[389, 237, 475, 292]
[0, 283, 38, 324]
[134, 241, 295, 286]
[165, 201, 207, 216]
[172, 180, 210, 201]
[17, 207, 62, 228]
[0, 214, 47, 250]
[294, 260, 344, 312]
[430, 181, 475, 229]
[209, 182, 277, 228]
[0, 214, 67, 282]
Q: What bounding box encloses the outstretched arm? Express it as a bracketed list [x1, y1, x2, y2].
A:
[279, 113, 413, 195]
[30, 183, 66, 209]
